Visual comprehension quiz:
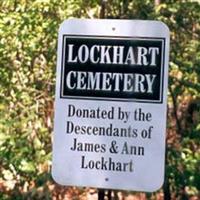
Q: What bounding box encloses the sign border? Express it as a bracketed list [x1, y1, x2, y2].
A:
[60, 35, 165, 104]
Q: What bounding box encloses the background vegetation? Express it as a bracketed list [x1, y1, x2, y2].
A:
[0, 0, 199, 199]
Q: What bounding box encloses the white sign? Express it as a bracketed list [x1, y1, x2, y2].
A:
[52, 19, 169, 192]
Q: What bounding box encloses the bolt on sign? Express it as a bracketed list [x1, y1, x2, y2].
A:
[52, 19, 170, 192]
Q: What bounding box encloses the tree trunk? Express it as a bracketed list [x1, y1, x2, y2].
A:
[100, 0, 107, 18]
[164, 177, 171, 200]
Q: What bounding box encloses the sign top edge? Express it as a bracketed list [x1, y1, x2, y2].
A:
[58, 19, 169, 38]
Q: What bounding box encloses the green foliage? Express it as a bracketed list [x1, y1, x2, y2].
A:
[0, 0, 199, 199]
